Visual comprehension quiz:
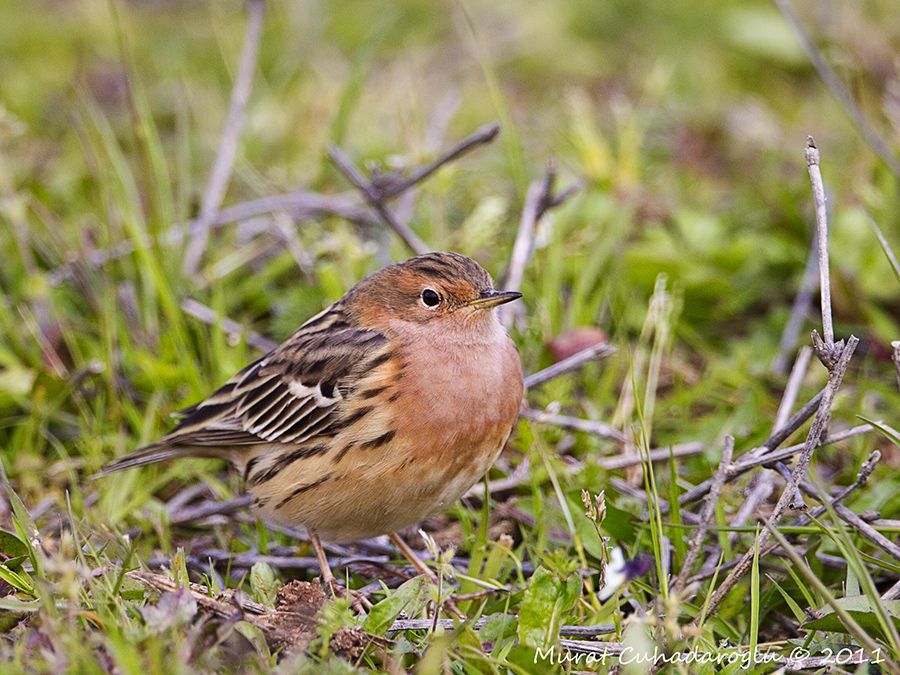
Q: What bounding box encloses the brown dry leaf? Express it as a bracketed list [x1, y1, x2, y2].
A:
[548, 327, 608, 362]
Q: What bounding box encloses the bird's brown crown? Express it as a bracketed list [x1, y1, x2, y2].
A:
[344, 252, 503, 325]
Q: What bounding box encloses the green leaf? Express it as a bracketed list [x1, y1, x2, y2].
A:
[804, 597, 900, 639]
[0, 460, 41, 577]
[517, 565, 581, 649]
[0, 596, 40, 612]
[768, 575, 807, 623]
[0, 564, 34, 595]
[249, 561, 277, 608]
[477, 613, 517, 644]
[0, 528, 28, 565]
[721, 7, 806, 65]
[858, 417, 900, 446]
[363, 575, 431, 636]
[866, 215, 900, 286]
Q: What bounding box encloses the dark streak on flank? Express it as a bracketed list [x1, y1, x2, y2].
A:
[360, 430, 396, 450]
[359, 386, 388, 399]
[275, 473, 333, 510]
[247, 443, 329, 486]
[387, 391, 401, 402]
[366, 351, 392, 371]
[332, 442, 356, 464]
[243, 456, 260, 482]
[252, 495, 270, 509]
[341, 405, 373, 428]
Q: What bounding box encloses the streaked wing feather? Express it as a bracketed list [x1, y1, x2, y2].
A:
[162, 305, 388, 449]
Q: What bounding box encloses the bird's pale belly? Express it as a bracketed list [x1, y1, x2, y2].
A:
[255, 424, 509, 543]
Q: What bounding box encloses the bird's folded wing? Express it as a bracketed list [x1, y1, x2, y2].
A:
[164, 318, 388, 448]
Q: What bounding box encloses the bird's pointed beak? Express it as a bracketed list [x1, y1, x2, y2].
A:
[464, 289, 523, 309]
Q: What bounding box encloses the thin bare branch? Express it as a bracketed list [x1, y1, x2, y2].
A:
[52, 121, 504, 284]
[893, 341, 900, 391]
[183, 0, 266, 276]
[668, 387, 826, 511]
[599, 442, 704, 471]
[773, 0, 900, 176]
[775, 346, 813, 430]
[519, 407, 625, 442]
[464, 442, 704, 501]
[673, 435, 734, 594]
[180, 298, 277, 352]
[698, 335, 858, 620]
[379, 122, 501, 198]
[721, 345, 812, 561]
[730, 424, 873, 480]
[884, 579, 900, 601]
[713, 345, 813, 561]
[524, 342, 617, 389]
[683, 449, 886, 586]
[771, 459, 900, 561]
[327, 145, 430, 255]
[771, 242, 818, 375]
[499, 162, 579, 328]
[128, 570, 267, 616]
[791, 449, 881, 527]
[764, 523, 898, 671]
[805, 137, 834, 350]
[169, 494, 254, 525]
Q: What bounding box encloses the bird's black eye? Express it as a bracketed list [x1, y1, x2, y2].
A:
[421, 288, 441, 307]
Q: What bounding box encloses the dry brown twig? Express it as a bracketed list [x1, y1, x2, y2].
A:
[183, 0, 266, 276]
[771, 244, 819, 375]
[672, 435, 734, 595]
[764, 524, 900, 672]
[377, 122, 500, 199]
[128, 569, 266, 616]
[328, 123, 500, 255]
[699, 337, 858, 619]
[519, 407, 625, 442]
[893, 341, 900, 391]
[806, 138, 834, 352]
[695, 137, 861, 622]
[701, 346, 813, 572]
[667, 387, 826, 511]
[770, 458, 900, 561]
[705, 346, 813, 572]
[326, 123, 508, 256]
[327, 144, 430, 255]
[50, 122, 500, 285]
[524, 342, 617, 389]
[180, 298, 277, 352]
[773, 0, 900, 177]
[499, 161, 579, 329]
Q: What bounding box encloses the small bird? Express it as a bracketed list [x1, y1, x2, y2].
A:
[102, 251, 524, 602]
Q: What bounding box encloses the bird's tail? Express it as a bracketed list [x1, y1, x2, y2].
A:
[94, 441, 216, 477]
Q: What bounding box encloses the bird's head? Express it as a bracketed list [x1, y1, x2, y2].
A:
[345, 252, 521, 330]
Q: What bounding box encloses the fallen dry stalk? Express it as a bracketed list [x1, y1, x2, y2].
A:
[500, 161, 579, 328]
[672, 435, 734, 595]
[183, 0, 266, 276]
[524, 342, 617, 389]
[695, 138, 860, 621]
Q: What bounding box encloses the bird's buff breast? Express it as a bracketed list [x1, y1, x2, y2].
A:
[253, 321, 524, 542]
